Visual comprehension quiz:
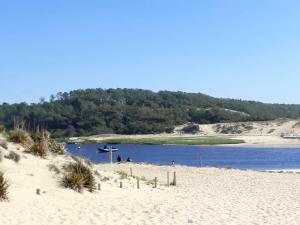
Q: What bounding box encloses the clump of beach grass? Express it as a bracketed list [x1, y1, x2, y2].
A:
[5, 151, 21, 163]
[116, 170, 128, 180]
[9, 128, 34, 148]
[0, 141, 8, 150]
[30, 130, 49, 158]
[0, 151, 3, 162]
[48, 140, 66, 155]
[48, 164, 60, 174]
[62, 161, 96, 193]
[0, 172, 9, 201]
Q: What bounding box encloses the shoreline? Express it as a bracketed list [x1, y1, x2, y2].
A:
[96, 162, 300, 172]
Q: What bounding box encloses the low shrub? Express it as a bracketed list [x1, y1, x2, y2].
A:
[62, 162, 96, 193]
[181, 124, 200, 134]
[165, 127, 175, 134]
[5, 151, 21, 163]
[0, 172, 9, 201]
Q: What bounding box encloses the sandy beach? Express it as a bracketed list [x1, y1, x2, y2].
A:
[1, 141, 300, 225]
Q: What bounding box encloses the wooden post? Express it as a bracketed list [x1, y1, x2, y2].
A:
[98, 183, 101, 191]
[173, 172, 177, 186]
[167, 172, 170, 187]
[137, 177, 140, 189]
[154, 177, 158, 188]
[36, 189, 40, 195]
[120, 182, 123, 188]
[130, 168, 133, 177]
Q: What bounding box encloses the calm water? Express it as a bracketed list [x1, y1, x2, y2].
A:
[66, 144, 300, 170]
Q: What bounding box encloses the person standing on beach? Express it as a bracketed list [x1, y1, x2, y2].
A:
[171, 160, 175, 166]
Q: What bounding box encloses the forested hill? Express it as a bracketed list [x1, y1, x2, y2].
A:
[0, 88, 300, 137]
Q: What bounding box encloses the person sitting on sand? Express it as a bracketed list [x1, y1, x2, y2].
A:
[117, 155, 122, 162]
[126, 157, 132, 162]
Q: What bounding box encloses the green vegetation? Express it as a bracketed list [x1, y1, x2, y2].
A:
[0, 88, 300, 137]
[181, 124, 200, 134]
[100, 136, 244, 145]
[62, 161, 96, 193]
[215, 123, 253, 134]
[0, 172, 9, 201]
[48, 164, 60, 174]
[5, 151, 21, 163]
[116, 170, 128, 180]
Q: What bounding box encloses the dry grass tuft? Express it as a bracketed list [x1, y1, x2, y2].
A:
[49, 140, 66, 155]
[62, 161, 96, 193]
[0, 172, 9, 201]
[9, 128, 34, 148]
[30, 130, 49, 158]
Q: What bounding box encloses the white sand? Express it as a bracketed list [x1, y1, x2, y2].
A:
[1, 142, 300, 225]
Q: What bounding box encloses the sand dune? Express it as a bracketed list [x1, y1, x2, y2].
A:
[1, 142, 300, 225]
[70, 119, 300, 147]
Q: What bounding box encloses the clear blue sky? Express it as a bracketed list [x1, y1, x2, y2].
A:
[1, 0, 299, 104]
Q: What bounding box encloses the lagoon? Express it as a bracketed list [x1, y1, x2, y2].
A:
[66, 144, 300, 170]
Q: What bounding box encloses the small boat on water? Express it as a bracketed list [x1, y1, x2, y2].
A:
[98, 145, 119, 153]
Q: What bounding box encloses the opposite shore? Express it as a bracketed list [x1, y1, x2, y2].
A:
[66, 119, 300, 148]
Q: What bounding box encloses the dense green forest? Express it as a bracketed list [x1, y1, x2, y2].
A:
[0, 88, 299, 137]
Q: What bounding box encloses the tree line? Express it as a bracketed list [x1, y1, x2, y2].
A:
[0, 88, 299, 137]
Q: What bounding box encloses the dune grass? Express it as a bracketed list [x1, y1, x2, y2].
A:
[30, 130, 49, 158]
[48, 139, 66, 155]
[5, 151, 21, 163]
[9, 128, 34, 149]
[0, 172, 9, 201]
[62, 161, 96, 193]
[0, 141, 8, 150]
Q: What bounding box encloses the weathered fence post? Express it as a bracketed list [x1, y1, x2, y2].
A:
[130, 168, 133, 177]
[36, 189, 40, 195]
[120, 182, 123, 188]
[98, 183, 101, 191]
[154, 177, 158, 188]
[167, 172, 170, 187]
[173, 172, 177, 186]
[137, 177, 140, 189]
